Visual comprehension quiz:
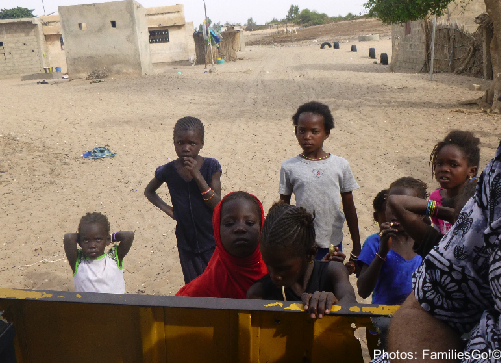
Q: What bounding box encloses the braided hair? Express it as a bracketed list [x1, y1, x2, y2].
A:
[389, 177, 428, 199]
[221, 192, 263, 226]
[373, 189, 388, 215]
[173, 116, 205, 143]
[78, 212, 110, 234]
[261, 202, 316, 257]
[430, 130, 480, 177]
[292, 101, 334, 134]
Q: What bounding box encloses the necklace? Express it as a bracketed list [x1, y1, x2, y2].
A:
[300, 153, 329, 161]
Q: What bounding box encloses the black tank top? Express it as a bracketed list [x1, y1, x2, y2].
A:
[257, 260, 331, 301]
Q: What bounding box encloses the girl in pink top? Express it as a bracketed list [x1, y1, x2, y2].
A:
[429, 130, 480, 234]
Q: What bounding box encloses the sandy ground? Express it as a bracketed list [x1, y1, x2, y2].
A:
[1, 27, 500, 304]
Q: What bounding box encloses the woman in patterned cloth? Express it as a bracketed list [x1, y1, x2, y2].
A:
[372, 142, 501, 363]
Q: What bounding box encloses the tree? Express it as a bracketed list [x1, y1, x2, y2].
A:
[364, 0, 501, 112]
[297, 9, 328, 26]
[0, 7, 35, 19]
[246, 17, 257, 31]
[286, 5, 300, 23]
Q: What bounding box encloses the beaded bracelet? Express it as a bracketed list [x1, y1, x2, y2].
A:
[203, 190, 215, 201]
[113, 231, 118, 242]
[426, 200, 437, 217]
[349, 252, 358, 262]
[201, 187, 212, 195]
[375, 252, 386, 261]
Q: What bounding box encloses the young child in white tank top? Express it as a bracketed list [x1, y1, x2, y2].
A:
[64, 212, 134, 294]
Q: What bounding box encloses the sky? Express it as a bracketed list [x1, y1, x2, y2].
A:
[3, 0, 368, 28]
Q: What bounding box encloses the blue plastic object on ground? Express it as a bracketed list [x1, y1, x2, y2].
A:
[82, 147, 116, 159]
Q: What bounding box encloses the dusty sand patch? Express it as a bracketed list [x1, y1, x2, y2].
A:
[1, 36, 499, 301]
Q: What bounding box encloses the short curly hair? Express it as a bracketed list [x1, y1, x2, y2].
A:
[292, 101, 334, 134]
[430, 130, 480, 177]
[78, 212, 110, 235]
[389, 177, 428, 199]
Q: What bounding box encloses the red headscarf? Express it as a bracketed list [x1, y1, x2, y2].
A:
[176, 192, 267, 299]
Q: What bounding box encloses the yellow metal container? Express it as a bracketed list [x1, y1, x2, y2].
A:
[0, 288, 398, 363]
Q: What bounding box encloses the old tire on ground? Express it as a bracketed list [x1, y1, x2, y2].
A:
[320, 42, 332, 49]
[369, 48, 376, 59]
[351, 45, 357, 52]
[333, 42, 340, 49]
[380, 53, 388, 65]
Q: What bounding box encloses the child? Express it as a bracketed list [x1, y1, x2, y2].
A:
[176, 192, 268, 298]
[387, 179, 478, 258]
[429, 130, 480, 234]
[145, 116, 222, 284]
[357, 178, 425, 350]
[247, 202, 357, 319]
[279, 101, 361, 263]
[64, 212, 134, 294]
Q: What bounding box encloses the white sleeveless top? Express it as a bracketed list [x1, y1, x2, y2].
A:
[73, 245, 125, 294]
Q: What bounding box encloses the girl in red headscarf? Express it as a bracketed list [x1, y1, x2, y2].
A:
[176, 192, 267, 299]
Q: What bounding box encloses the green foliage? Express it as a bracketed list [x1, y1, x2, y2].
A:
[0, 7, 35, 19]
[363, 0, 452, 24]
[246, 17, 257, 30]
[286, 5, 300, 23]
[297, 9, 328, 26]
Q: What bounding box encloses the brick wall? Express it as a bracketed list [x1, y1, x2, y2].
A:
[0, 19, 44, 78]
[390, 21, 428, 73]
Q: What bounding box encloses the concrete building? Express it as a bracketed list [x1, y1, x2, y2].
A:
[0, 16, 67, 79]
[145, 4, 195, 64]
[41, 15, 67, 73]
[59, 0, 153, 78]
[0, 18, 46, 79]
[390, 0, 486, 73]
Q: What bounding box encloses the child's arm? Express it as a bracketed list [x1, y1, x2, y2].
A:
[341, 191, 361, 256]
[279, 194, 291, 204]
[114, 231, 134, 262]
[144, 178, 174, 219]
[328, 261, 357, 305]
[357, 226, 396, 299]
[246, 282, 265, 299]
[387, 195, 453, 244]
[183, 158, 221, 209]
[63, 233, 79, 274]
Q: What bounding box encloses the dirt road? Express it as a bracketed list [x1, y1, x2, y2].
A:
[1, 34, 499, 298]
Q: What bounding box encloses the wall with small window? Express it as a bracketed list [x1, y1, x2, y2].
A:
[148, 23, 195, 64]
[59, 0, 152, 78]
[0, 18, 45, 78]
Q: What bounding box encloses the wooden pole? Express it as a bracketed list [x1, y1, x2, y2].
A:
[429, 17, 437, 81]
[204, 1, 214, 66]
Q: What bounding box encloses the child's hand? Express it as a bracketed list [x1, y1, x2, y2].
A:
[345, 261, 356, 274]
[182, 157, 199, 176]
[379, 222, 398, 256]
[301, 291, 338, 319]
[321, 246, 346, 263]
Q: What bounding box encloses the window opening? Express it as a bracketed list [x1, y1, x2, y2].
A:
[149, 29, 169, 43]
[79, 23, 87, 30]
[111, 21, 116, 28]
[0, 42, 3, 47]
